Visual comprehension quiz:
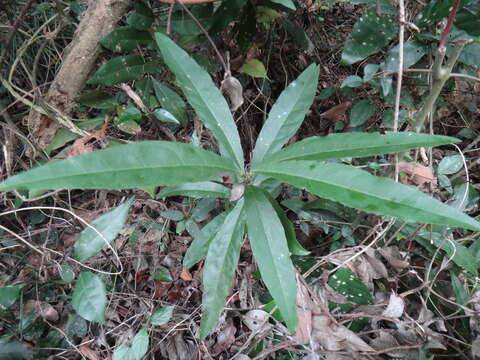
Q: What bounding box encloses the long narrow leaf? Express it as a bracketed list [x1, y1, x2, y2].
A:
[256, 161, 480, 231]
[245, 186, 297, 332]
[200, 200, 245, 339]
[155, 33, 244, 169]
[252, 64, 319, 165]
[261, 189, 310, 255]
[260, 132, 459, 164]
[0, 141, 236, 191]
[183, 212, 228, 269]
[75, 197, 135, 262]
[157, 182, 230, 199]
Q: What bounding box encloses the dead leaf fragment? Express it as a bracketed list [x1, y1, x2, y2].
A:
[243, 309, 270, 334]
[319, 101, 352, 122]
[382, 293, 404, 319]
[24, 300, 59, 322]
[398, 161, 436, 186]
[221, 75, 244, 111]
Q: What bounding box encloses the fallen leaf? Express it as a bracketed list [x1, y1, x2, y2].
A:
[221, 75, 244, 111]
[180, 268, 192, 281]
[378, 246, 410, 271]
[319, 101, 352, 122]
[398, 161, 436, 186]
[382, 293, 404, 319]
[24, 300, 59, 322]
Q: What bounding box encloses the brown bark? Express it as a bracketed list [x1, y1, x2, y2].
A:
[28, 0, 131, 153]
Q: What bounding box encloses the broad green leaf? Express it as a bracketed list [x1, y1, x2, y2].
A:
[270, 0, 296, 10]
[0, 339, 31, 360]
[60, 264, 75, 283]
[100, 26, 153, 52]
[240, 59, 267, 78]
[350, 99, 376, 127]
[171, 4, 214, 36]
[0, 284, 23, 308]
[157, 181, 230, 199]
[341, 12, 396, 65]
[74, 197, 134, 262]
[459, 42, 480, 67]
[152, 80, 188, 127]
[0, 141, 236, 191]
[260, 132, 459, 164]
[112, 328, 149, 360]
[116, 119, 141, 135]
[117, 104, 142, 124]
[261, 189, 310, 255]
[416, 229, 478, 276]
[255, 161, 480, 232]
[281, 19, 314, 53]
[72, 272, 107, 323]
[450, 271, 469, 305]
[153, 109, 180, 125]
[152, 266, 172, 282]
[209, 0, 247, 34]
[200, 200, 245, 339]
[252, 64, 319, 165]
[363, 64, 379, 82]
[245, 186, 297, 332]
[155, 33, 244, 169]
[329, 268, 372, 304]
[127, 2, 154, 30]
[438, 155, 463, 175]
[87, 55, 160, 86]
[78, 90, 118, 109]
[150, 306, 175, 325]
[341, 75, 363, 88]
[160, 210, 185, 221]
[183, 212, 228, 269]
[383, 41, 427, 72]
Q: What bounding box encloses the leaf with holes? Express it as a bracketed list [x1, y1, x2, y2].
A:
[329, 268, 372, 305]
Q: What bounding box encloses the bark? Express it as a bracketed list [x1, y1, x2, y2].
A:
[28, 0, 131, 153]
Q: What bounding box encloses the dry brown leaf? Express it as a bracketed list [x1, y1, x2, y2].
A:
[319, 101, 352, 122]
[221, 75, 244, 111]
[79, 338, 100, 360]
[243, 310, 270, 333]
[212, 318, 236, 355]
[230, 183, 245, 201]
[295, 282, 313, 344]
[472, 335, 480, 359]
[24, 300, 59, 322]
[370, 332, 406, 357]
[180, 268, 192, 281]
[378, 246, 410, 271]
[398, 161, 436, 186]
[382, 293, 405, 319]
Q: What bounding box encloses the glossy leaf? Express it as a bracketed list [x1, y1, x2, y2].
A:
[200, 200, 245, 339]
[157, 181, 230, 199]
[150, 306, 175, 325]
[153, 109, 180, 125]
[112, 328, 149, 360]
[155, 33, 244, 169]
[341, 75, 363, 88]
[100, 26, 152, 52]
[0, 141, 236, 191]
[87, 55, 160, 86]
[245, 186, 297, 332]
[74, 197, 135, 262]
[72, 272, 107, 323]
[252, 64, 320, 165]
[183, 212, 228, 269]
[260, 132, 459, 164]
[438, 155, 463, 175]
[261, 189, 310, 255]
[152, 80, 188, 127]
[255, 161, 480, 231]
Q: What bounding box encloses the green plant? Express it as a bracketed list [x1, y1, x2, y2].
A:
[1, 33, 479, 339]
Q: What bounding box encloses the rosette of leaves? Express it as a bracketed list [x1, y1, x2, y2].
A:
[1, 33, 479, 339]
